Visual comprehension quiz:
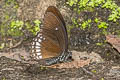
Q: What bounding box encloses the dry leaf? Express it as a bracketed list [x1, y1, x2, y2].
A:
[106, 35, 120, 53]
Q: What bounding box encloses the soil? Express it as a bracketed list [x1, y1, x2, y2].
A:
[0, 0, 120, 80]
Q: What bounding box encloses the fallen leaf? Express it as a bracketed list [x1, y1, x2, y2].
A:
[106, 35, 120, 53]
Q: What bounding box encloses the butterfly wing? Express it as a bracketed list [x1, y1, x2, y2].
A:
[46, 6, 66, 27]
[46, 6, 68, 51]
[30, 6, 68, 59]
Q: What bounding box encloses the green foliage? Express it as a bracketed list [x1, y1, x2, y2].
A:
[72, 18, 79, 27]
[95, 19, 109, 35]
[98, 22, 108, 29]
[66, 0, 78, 6]
[67, 0, 105, 11]
[88, 0, 105, 7]
[67, 0, 118, 35]
[8, 20, 24, 37]
[91, 69, 97, 73]
[34, 20, 41, 33]
[0, 20, 41, 38]
[102, 0, 117, 10]
[0, 43, 5, 49]
[108, 10, 119, 22]
[102, 29, 108, 35]
[34, 20, 41, 27]
[94, 18, 109, 34]
[0, 0, 41, 50]
[101, 78, 105, 80]
[71, 18, 92, 30]
[78, 0, 89, 8]
[0, 0, 20, 37]
[5, 0, 19, 9]
[96, 42, 103, 46]
[81, 19, 92, 30]
[2, 77, 6, 80]
[94, 18, 100, 23]
[102, 0, 120, 22]
[25, 20, 41, 35]
[67, 0, 120, 22]
[72, 18, 77, 25]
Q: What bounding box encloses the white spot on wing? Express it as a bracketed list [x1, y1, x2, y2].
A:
[38, 39, 42, 42]
[36, 49, 41, 52]
[36, 55, 42, 59]
[32, 42, 35, 45]
[33, 53, 36, 57]
[38, 56, 42, 59]
[38, 33, 42, 37]
[32, 45, 34, 49]
[36, 42, 40, 46]
[40, 36, 43, 39]
[55, 27, 58, 30]
[36, 56, 39, 59]
[43, 38, 45, 40]
[35, 38, 38, 41]
[32, 50, 34, 53]
[37, 53, 41, 56]
[35, 46, 40, 48]
[31, 32, 43, 59]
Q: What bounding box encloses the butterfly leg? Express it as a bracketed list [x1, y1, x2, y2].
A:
[45, 52, 72, 65]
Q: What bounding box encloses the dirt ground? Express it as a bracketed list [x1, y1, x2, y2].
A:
[0, 0, 120, 80]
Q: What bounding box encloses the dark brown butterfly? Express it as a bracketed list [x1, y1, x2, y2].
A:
[30, 6, 71, 65]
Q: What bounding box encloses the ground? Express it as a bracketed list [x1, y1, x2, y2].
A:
[0, 0, 120, 80]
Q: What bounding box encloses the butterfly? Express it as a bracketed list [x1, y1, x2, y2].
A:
[30, 6, 71, 65]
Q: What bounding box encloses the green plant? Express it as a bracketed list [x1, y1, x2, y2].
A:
[0, 0, 19, 37]
[67, 0, 120, 22]
[94, 18, 109, 34]
[66, 0, 78, 7]
[2, 77, 6, 80]
[0, 43, 5, 49]
[78, 0, 89, 8]
[101, 78, 104, 80]
[0, 19, 41, 38]
[72, 18, 79, 27]
[102, 0, 120, 22]
[94, 18, 100, 23]
[96, 42, 103, 46]
[108, 10, 119, 22]
[33, 20, 41, 35]
[91, 69, 97, 73]
[8, 20, 24, 37]
[98, 22, 108, 29]
[102, 29, 108, 35]
[102, 0, 118, 10]
[25, 20, 41, 35]
[34, 20, 41, 27]
[81, 19, 92, 29]
[5, 0, 19, 9]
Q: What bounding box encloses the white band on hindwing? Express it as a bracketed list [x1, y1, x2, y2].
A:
[31, 32, 43, 59]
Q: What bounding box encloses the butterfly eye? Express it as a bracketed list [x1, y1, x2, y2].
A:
[30, 6, 68, 61]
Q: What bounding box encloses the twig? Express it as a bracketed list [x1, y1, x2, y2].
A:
[82, 67, 96, 78]
[7, 38, 24, 50]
